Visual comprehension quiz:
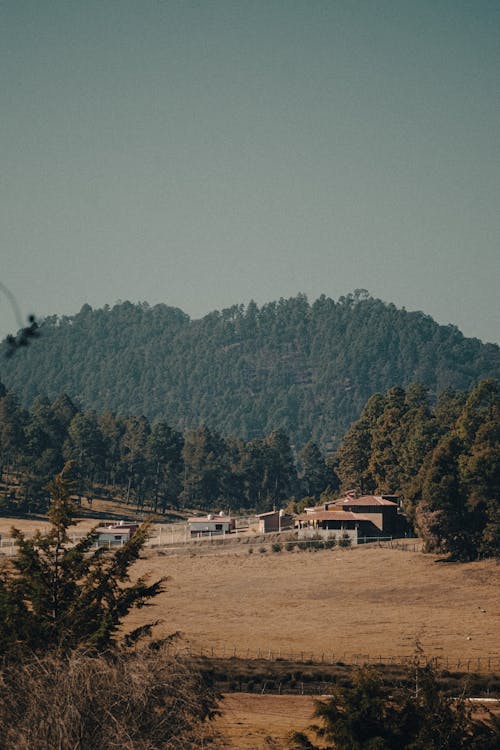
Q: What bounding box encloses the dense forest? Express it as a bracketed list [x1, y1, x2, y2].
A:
[0, 378, 498, 559]
[0, 385, 337, 515]
[1, 292, 499, 449]
[336, 379, 499, 560]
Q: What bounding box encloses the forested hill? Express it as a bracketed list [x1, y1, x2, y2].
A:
[1, 292, 499, 449]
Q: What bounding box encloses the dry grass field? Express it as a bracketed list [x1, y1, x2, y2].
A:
[215, 693, 318, 749]
[127, 545, 499, 664]
[1, 516, 499, 747]
[1, 516, 498, 662]
[214, 694, 500, 750]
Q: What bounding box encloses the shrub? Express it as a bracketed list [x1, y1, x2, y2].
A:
[0, 645, 221, 750]
[338, 532, 352, 548]
[248, 546, 254, 554]
[324, 538, 336, 549]
[271, 542, 282, 553]
[285, 541, 296, 552]
[259, 546, 267, 554]
[287, 662, 500, 749]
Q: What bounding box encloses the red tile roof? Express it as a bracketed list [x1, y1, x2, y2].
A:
[333, 495, 398, 507]
[297, 511, 372, 522]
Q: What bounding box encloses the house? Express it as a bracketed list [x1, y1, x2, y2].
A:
[188, 512, 235, 537]
[296, 510, 377, 544]
[95, 521, 139, 547]
[330, 494, 400, 534]
[257, 510, 294, 533]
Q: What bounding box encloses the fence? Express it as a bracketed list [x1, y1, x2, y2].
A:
[0, 529, 427, 556]
[181, 644, 500, 674]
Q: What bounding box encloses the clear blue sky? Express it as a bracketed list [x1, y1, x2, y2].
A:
[1, 0, 499, 343]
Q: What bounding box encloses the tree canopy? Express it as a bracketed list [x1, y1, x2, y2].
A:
[1, 293, 498, 450]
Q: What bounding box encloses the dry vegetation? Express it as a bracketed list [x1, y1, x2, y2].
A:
[1, 516, 499, 748]
[1, 517, 498, 662]
[128, 545, 500, 664]
[0, 646, 221, 750]
[215, 694, 318, 749]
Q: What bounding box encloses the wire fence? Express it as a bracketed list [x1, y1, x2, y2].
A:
[181, 645, 500, 674]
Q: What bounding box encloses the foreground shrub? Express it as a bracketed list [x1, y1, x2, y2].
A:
[0, 466, 223, 748]
[0, 645, 221, 750]
[288, 663, 499, 749]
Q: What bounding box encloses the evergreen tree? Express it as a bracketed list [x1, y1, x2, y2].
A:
[288, 661, 498, 750]
[301, 441, 338, 499]
[181, 426, 229, 509]
[336, 394, 384, 494]
[0, 465, 164, 654]
[145, 421, 184, 512]
[262, 429, 297, 509]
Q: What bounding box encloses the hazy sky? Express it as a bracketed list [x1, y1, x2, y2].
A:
[1, 0, 499, 343]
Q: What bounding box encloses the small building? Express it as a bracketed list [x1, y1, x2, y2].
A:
[188, 513, 235, 537]
[257, 510, 294, 533]
[95, 521, 139, 547]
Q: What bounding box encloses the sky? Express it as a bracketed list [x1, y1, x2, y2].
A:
[1, 0, 499, 344]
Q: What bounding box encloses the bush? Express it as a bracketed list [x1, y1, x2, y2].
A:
[248, 546, 254, 554]
[285, 541, 296, 552]
[0, 645, 221, 750]
[338, 532, 352, 548]
[259, 546, 267, 554]
[271, 542, 282, 553]
[324, 538, 336, 549]
[287, 663, 500, 750]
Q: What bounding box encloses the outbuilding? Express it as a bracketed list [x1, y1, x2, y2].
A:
[188, 513, 235, 537]
[95, 521, 139, 547]
[256, 510, 294, 533]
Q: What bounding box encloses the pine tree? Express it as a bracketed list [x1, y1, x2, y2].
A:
[0, 464, 165, 655]
[288, 661, 499, 749]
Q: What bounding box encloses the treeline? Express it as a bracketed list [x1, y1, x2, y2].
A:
[0, 385, 338, 514]
[1, 378, 498, 560]
[335, 379, 500, 560]
[1, 292, 499, 450]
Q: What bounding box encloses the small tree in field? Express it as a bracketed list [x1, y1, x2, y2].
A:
[0, 464, 165, 655]
[288, 662, 499, 750]
[0, 465, 223, 748]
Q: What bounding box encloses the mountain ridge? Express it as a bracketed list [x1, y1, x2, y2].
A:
[1, 292, 498, 449]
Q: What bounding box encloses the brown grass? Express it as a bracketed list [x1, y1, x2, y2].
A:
[214, 694, 500, 750]
[1, 518, 498, 662]
[215, 693, 318, 749]
[0, 646, 221, 749]
[127, 545, 500, 664]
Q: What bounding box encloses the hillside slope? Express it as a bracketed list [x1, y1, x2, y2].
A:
[1, 292, 499, 448]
